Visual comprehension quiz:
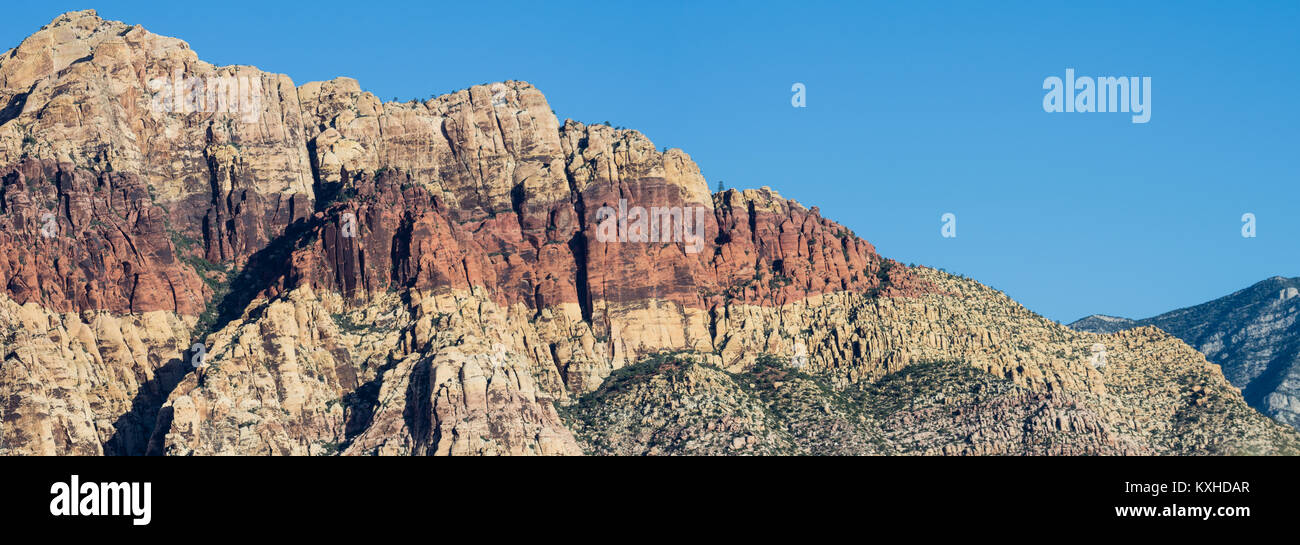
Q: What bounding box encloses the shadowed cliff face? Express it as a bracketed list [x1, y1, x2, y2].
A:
[0, 12, 313, 270]
[289, 76, 929, 312]
[0, 158, 207, 315]
[0, 10, 312, 454]
[2, 10, 1297, 456]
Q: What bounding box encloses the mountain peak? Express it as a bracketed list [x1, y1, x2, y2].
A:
[1, 9, 152, 92]
[43, 9, 101, 28]
[1, 9, 1296, 457]
[1071, 275, 1300, 430]
[1260, 275, 1299, 287]
[1068, 314, 1137, 334]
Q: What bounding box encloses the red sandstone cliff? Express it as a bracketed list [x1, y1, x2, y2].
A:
[0, 11, 1294, 456]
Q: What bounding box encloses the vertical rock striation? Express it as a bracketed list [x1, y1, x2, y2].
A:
[0, 10, 1295, 456]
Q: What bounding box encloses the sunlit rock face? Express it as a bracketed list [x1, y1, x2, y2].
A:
[1073, 276, 1300, 431]
[1, 10, 1296, 456]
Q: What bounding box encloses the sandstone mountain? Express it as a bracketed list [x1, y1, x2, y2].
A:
[1071, 276, 1300, 432]
[1, 10, 1295, 456]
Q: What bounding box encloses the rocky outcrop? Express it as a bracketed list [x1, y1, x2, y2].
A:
[0, 158, 207, 316]
[156, 286, 581, 456]
[0, 9, 314, 273]
[1, 10, 1296, 456]
[0, 292, 189, 455]
[0, 10, 315, 453]
[1072, 276, 1300, 431]
[148, 265, 1299, 456]
[1069, 314, 1137, 334]
[562, 355, 1145, 456]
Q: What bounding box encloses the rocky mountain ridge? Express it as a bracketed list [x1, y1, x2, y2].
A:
[1, 10, 1295, 455]
[1071, 276, 1300, 431]
[1069, 314, 1137, 335]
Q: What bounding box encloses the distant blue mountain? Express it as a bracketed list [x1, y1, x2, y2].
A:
[1071, 276, 1300, 430]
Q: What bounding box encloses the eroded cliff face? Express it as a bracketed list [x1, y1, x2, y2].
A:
[0, 11, 313, 269]
[151, 266, 1299, 456]
[0, 10, 312, 454]
[0, 293, 189, 455]
[1, 10, 1296, 456]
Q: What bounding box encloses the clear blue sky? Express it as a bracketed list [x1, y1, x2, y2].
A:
[5, 1, 1298, 322]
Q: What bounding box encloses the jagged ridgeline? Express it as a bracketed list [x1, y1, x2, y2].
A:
[1072, 276, 1300, 433]
[0, 10, 1296, 455]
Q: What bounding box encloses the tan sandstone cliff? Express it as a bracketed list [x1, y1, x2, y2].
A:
[1, 10, 1296, 456]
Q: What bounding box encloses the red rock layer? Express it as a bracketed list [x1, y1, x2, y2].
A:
[278, 156, 934, 324]
[287, 78, 935, 324]
[0, 158, 206, 314]
[0, 10, 316, 315]
[0, 10, 932, 321]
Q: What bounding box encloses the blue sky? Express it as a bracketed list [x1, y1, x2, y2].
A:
[5, 1, 1298, 322]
